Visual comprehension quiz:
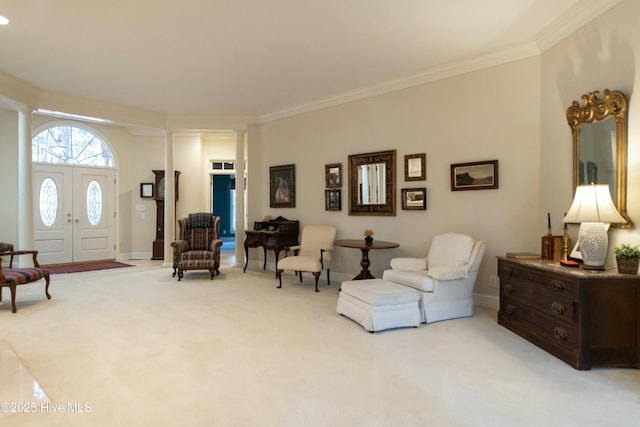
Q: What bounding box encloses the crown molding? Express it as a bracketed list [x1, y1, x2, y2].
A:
[259, 0, 621, 124]
[535, 0, 622, 52]
[258, 41, 541, 123]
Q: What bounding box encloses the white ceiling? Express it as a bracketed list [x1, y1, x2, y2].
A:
[0, 1, 619, 120]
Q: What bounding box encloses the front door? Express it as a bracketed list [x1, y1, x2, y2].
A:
[33, 165, 116, 265]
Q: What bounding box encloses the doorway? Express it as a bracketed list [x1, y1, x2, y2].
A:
[211, 174, 235, 242]
[33, 165, 116, 265]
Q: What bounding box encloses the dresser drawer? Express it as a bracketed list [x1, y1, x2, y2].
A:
[501, 280, 575, 323]
[501, 296, 577, 349]
[499, 260, 578, 299]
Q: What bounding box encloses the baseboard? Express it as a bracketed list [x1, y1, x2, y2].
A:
[122, 252, 152, 260]
[473, 293, 499, 310]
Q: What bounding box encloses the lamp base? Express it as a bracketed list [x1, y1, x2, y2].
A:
[578, 222, 609, 271]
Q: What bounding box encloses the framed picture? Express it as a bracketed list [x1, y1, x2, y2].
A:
[270, 164, 296, 208]
[405, 153, 426, 181]
[325, 163, 342, 188]
[325, 189, 341, 211]
[401, 188, 426, 210]
[140, 183, 154, 198]
[451, 160, 498, 191]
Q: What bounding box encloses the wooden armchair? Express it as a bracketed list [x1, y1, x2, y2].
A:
[171, 213, 223, 281]
[0, 243, 51, 313]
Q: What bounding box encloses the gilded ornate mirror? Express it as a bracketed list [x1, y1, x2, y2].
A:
[566, 89, 630, 227]
[348, 149, 396, 216]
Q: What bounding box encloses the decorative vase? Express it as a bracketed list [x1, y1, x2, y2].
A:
[364, 236, 373, 245]
[616, 256, 639, 274]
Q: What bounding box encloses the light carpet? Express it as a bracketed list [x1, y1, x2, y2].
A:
[1, 262, 639, 426]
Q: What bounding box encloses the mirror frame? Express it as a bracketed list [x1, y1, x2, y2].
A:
[566, 89, 630, 227]
[348, 149, 396, 216]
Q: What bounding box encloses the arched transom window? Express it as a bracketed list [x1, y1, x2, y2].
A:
[32, 125, 114, 167]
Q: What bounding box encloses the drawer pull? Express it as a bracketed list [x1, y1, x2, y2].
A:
[553, 327, 568, 340]
[551, 302, 566, 314]
[505, 304, 516, 314]
[551, 280, 565, 291]
[501, 266, 514, 276]
[504, 284, 514, 294]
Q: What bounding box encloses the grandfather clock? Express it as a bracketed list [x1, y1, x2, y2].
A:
[151, 169, 180, 260]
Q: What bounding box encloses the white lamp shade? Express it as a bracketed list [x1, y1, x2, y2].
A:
[563, 184, 626, 225]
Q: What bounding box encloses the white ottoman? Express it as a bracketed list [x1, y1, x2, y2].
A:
[337, 279, 422, 332]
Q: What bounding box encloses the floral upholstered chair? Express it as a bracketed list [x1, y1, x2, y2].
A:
[0, 243, 51, 313]
[171, 213, 223, 281]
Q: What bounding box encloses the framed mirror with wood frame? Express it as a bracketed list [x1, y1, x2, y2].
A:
[348, 149, 396, 216]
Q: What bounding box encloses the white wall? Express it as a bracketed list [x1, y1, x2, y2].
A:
[250, 57, 542, 297]
[540, 0, 640, 262]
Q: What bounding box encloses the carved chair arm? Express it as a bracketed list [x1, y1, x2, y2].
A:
[283, 245, 301, 256]
[0, 250, 41, 268]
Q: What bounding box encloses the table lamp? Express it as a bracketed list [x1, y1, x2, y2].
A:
[563, 184, 627, 270]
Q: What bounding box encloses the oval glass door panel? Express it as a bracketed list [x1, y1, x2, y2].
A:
[86, 180, 103, 225]
[39, 177, 58, 226]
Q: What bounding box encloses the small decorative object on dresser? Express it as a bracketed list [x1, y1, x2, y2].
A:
[614, 244, 640, 274]
[498, 257, 640, 370]
[541, 212, 563, 262]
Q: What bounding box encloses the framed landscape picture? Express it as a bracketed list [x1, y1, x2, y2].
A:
[401, 188, 426, 210]
[450, 160, 498, 191]
[270, 164, 296, 207]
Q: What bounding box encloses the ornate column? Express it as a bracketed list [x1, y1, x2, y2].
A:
[18, 107, 34, 266]
[163, 131, 175, 267]
[234, 129, 246, 268]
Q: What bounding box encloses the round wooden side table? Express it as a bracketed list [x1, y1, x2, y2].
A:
[334, 239, 399, 280]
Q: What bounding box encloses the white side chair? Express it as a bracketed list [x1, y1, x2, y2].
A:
[382, 233, 486, 323]
[276, 225, 336, 292]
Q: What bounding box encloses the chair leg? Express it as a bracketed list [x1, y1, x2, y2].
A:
[44, 273, 51, 300]
[178, 268, 183, 281]
[298, 271, 303, 282]
[326, 269, 331, 286]
[209, 269, 215, 280]
[9, 284, 16, 313]
[172, 267, 177, 277]
[313, 272, 320, 292]
[276, 269, 283, 288]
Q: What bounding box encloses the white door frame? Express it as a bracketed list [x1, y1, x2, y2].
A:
[33, 164, 117, 264]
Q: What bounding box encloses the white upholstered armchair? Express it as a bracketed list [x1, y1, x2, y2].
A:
[382, 233, 485, 323]
[276, 225, 336, 292]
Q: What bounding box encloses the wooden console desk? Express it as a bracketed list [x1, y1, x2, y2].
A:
[244, 217, 299, 272]
[498, 256, 640, 370]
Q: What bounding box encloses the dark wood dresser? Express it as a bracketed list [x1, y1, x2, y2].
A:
[244, 217, 299, 272]
[498, 256, 640, 370]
